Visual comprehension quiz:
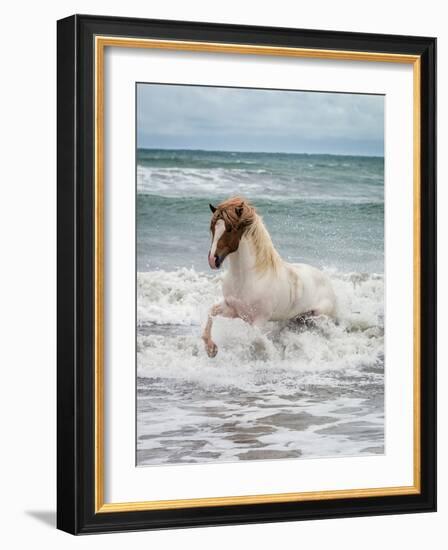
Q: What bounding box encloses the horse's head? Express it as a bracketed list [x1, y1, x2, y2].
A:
[207, 197, 255, 269]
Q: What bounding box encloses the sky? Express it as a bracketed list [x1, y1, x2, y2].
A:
[137, 84, 384, 156]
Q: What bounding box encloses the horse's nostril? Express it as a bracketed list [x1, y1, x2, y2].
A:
[215, 255, 221, 268]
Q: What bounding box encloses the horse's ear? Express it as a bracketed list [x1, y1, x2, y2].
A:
[209, 204, 217, 214]
[235, 204, 244, 217]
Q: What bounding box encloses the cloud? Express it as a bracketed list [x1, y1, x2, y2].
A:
[137, 84, 384, 156]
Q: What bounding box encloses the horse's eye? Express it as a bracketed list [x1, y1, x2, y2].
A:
[226, 226, 232, 233]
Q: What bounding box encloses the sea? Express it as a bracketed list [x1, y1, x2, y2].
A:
[136, 148, 385, 466]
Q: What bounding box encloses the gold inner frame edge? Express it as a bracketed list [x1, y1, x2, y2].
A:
[94, 35, 422, 513]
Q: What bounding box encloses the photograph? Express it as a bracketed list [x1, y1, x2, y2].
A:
[136, 83, 385, 466]
[55, 12, 436, 535]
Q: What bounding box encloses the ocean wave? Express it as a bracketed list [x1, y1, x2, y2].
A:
[137, 267, 222, 327]
[137, 165, 279, 199]
[136, 164, 384, 204]
[137, 267, 384, 393]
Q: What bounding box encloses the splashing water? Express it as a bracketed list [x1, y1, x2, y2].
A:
[137, 268, 384, 465]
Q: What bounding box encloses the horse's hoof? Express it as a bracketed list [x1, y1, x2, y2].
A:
[206, 342, 218, 358]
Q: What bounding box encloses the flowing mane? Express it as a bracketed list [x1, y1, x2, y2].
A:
[216, 196, 282, 273]
[245, 213, 282, 273]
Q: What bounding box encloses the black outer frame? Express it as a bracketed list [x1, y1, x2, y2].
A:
[57, 14, 436, 535]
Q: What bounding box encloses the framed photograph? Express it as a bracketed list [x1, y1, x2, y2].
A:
[57, 14, 436, 534]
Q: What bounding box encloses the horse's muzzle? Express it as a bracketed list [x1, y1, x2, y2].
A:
[208, 254, 221, 269]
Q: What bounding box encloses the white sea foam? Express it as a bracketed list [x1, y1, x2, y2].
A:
[137, 165, 383, 203]
[137, 165, 267, 198]
[137, 267, 384, 394]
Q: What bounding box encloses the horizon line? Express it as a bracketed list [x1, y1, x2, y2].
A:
[136, 146, 384, 159]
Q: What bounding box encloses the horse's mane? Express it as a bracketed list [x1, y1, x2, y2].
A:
[216, 197, 282, 273]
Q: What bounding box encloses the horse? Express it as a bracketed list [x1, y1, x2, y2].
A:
[202, 197, 336, 357]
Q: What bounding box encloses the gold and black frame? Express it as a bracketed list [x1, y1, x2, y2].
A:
[57, 14, 436, 534]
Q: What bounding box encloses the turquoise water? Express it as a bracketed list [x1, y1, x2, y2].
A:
[136, 148, 384, 466]
[137, 149, 384, 273]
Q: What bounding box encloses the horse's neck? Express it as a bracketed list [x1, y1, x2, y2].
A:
[228, 219, 282, 280]
[228, 238, 257, 278]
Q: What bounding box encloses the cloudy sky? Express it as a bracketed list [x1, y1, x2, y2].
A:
[137, 84, 384, 156]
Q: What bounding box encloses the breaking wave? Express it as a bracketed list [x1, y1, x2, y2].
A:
[137, 267, 384, 393]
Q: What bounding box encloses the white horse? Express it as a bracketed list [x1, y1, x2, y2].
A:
[202, 197, 336, 357]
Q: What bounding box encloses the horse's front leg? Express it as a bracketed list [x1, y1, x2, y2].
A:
[225, 296, 271, 327]
[202, 301, 237, 358]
